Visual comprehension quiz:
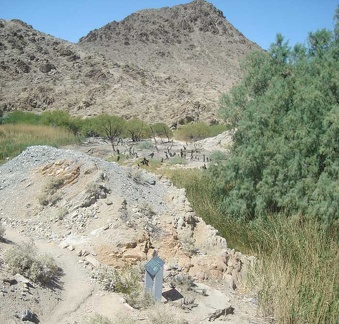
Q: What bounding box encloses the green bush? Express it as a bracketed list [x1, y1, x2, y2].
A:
[2, 111, 42, 125]
[216, 27, 339, 225]
[174, 122, 227, 141]
[174, 122, 209, 141]
[167, 157, 187, 165]
[79, 116, 103, 137]
[4, 242, 59, 285]
[209, 150, 228, 163]
[125, 118, 151, 142]
[92, 265, 153, 309]
[150, 123, 173, 142]
[138, 141, 153, 149]
[40, 110, 82, 135]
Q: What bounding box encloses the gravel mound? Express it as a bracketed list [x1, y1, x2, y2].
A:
[0, 145, 169, 215]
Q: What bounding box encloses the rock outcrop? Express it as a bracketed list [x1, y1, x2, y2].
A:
[0, 146, 252, 289]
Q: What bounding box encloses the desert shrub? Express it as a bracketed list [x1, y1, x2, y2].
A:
[125, 118, 151, 142]
[146, 305, 188, 324]
[150, 122, 173, 142]
[92, 265, 153, 309]
[167, 157, 187, 165]
[209, 150, 228, 162]
[91, 265, 121, 292]
[138, 202, 156, 218]
[174, 122, 227, 141]
[168, 273, 195, 290]
[138, 141, 153, 149]
[4, 241, 59, 285]
[87, 314, 112, 324]
[127, 168, 147, 185]
[38, 177, 65, 206]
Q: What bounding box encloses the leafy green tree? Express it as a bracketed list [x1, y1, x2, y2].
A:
[308, 29, 332, 57]
[79, 116, 103, 137]
[101, 114, 126, 152]
[150, 122, 173, 143]
[125, 118, 151, 142]
[269, 33, 291, 64]
[175, 122, 210, 141]
[214, 24, 339, 226]
[40, 110, 81, 135]
[334, 6, 339, 43]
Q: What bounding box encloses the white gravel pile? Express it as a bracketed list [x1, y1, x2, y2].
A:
[0, 145, 178, 234]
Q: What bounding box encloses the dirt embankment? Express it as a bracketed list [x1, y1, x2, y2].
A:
[0, 144, 264, 324]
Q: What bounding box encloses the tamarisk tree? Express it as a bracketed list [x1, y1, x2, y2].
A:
[215, 20, 339, 226]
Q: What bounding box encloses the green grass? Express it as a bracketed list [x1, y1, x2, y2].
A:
[166, 168, 339, 324]
[165, 168, 251, 251]
[174, 122, 228, 141]
[251, 217, 339, 323]
[0, 124, 80, 163]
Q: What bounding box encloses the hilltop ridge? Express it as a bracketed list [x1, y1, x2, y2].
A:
[0, 1, 261, 125]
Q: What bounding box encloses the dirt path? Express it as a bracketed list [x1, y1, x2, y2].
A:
[2, 228, 132, 324]
[39, 245, 95, 324]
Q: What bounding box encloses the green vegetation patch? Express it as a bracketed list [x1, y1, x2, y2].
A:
[0, 124, 79, 163]
[174, 122, 228, 141]
[4, 241, 59, 285]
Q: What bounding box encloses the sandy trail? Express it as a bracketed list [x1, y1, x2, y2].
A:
[3, 228, 121, 324]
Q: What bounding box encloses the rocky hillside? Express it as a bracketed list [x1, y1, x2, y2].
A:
[0, 0, 261, 125]
[79, 0, 258, 89]
[0, 145, 262, 323]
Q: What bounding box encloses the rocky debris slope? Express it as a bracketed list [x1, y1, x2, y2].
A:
[0, 146, 261, 323]
[79, 0, 259, 87]
[0, 145, 248, 281]
[0, 0, 261, 124]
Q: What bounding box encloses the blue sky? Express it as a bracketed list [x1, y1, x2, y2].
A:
[1, 0, 337, 50]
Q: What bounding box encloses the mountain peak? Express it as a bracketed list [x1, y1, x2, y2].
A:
[0, 1, 261, 125]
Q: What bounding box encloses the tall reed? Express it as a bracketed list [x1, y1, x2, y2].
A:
[0, 124, 79, 162]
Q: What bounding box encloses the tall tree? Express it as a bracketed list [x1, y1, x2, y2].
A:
[214, 23, 339, 226]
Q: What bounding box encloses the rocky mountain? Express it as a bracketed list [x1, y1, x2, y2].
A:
[0, 0, 261, 125]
